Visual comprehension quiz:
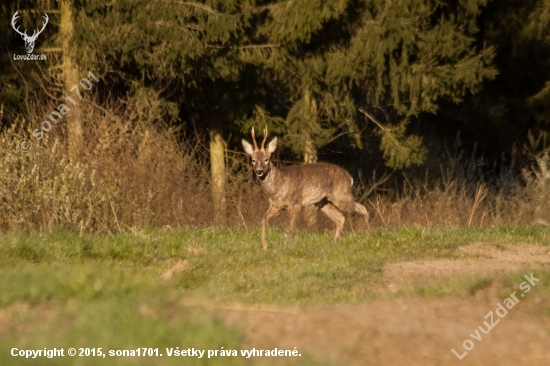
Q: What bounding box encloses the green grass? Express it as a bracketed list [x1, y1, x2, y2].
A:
[1, 225, 549, 365]
[2, 225, 549, 305]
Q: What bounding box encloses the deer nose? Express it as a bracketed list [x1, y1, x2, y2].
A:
[255, 169, 263, 175]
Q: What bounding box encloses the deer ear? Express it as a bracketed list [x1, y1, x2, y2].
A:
[267, 137, 278, 154]
[242, 139, 255, 156]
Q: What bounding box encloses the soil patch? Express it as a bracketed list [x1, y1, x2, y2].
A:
[212, 243, 550, 365]
[383, 242, 550, 291]
[215, 297, 550, 366]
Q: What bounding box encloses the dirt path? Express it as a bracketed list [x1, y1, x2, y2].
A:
[383, 242, 550, 291]
[213, 243, 550, 366]
[217, 298, 550, 365]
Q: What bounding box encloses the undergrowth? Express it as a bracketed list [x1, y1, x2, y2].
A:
[3, 100, 550, 233]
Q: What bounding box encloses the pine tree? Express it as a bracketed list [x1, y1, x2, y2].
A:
[431, 0, 550, 160]
[243, 0, 496, 168]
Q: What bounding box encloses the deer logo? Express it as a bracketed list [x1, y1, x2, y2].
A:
[11, 11, 49, 54]
[242, 125, 370, 249]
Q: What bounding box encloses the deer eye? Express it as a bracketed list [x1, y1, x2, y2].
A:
[251, 159, 256, 163]
[264, 159, 269, 163]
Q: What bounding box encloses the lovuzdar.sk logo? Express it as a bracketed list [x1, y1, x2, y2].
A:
[11, 10, 48, 61]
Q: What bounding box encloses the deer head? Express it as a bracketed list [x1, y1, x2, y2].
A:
[12, 11, 49, 54]
[241, 125, 278, 180]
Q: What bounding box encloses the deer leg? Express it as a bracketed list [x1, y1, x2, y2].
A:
[262, 205, 280, 250]
[288, 207, 300, 246]
[332, 199, 370, 230]
[320, 203, 345, 241]
[354, 202, 370, 228]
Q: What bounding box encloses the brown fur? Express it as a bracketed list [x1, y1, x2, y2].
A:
[242, 127, 369, 249]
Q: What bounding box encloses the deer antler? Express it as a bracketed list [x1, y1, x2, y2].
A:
[11, 11, 27, 38]
[11, 11, 48, 41]
[31, 13, 49, 40]
[251, 126, 259, 151]
[261, 125, 268, 150]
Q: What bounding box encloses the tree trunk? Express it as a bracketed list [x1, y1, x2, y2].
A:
[209, 121, 227, 224]
[303, 138, 318, 164]
[60, 0, 83, 159]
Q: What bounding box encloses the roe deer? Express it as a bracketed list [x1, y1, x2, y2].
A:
[242, 126, 369, 249]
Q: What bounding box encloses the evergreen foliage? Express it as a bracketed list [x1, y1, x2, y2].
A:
[434, 0, 550, 159]
[251, 0, 496, 166]
[2, 0, 541, 173]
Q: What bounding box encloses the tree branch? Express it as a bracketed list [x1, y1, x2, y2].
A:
[172, 1, 221, 15]
[358, 108, 406, 150]
[206, 43, 279, 50]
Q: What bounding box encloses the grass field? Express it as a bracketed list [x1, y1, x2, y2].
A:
[1, 226, 549, 365]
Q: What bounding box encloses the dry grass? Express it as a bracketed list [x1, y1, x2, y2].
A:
[2, 99, 550, 233]
[353, 155, 550, 229]
[0, 97, 264, 232]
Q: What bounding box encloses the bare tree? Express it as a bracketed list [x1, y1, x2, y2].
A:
[60, 1, 83, 160]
